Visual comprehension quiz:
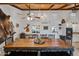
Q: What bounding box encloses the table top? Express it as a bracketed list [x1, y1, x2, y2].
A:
[4, 39, 71, 48]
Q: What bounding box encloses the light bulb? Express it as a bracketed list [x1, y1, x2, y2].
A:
[71, 13, 76, 16]
[30, 17, 33, 20]
[27, 17, 33, 21]
[27, 17, 30, 20]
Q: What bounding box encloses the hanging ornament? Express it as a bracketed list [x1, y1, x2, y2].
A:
[24, 24, 30, 32]
[61, 19, 66, 24]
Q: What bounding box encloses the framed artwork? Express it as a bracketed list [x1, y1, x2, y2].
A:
[36, 25, 40, 29]
[32, 25, 40, 33]
[16, 23, 19, 27]
[43, 26, 48, 30]
[32, 25, 36, 30]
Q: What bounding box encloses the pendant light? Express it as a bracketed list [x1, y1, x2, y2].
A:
[27, 4, 33, 21]
[71, 3, 77, 16]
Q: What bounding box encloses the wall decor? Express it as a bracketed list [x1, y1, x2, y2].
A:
[43, 26, 48, 30]
[16, 23, 19, 27]
[32, 25, 40, 30]
[24, 24, 30, 32]
[59, 24, 62, 29]
[61, 19, 66, 24]
[31, 25, 40, 33]
[36, 25, 40, 29]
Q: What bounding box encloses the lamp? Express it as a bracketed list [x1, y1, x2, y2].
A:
[27, 4, 33, 21]
[71, 4, 78, 24]
[71, 4, 77, 16]
[27, 4, 46, 20]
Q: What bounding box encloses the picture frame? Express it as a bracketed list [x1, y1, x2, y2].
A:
[43, 26, 48, 30]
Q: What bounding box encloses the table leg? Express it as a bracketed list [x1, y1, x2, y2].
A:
[70, 51, 73, 56]
[37, 51, 41, 56]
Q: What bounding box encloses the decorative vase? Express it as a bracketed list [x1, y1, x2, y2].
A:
[34, 38, 45, 44]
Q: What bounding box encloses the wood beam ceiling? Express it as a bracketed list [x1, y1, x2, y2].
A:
[68, 4, 79, 9]
[58, 4, 69, 9]
[9, 4, 79, 10]
[48, 4, 54, 10]
[25, 4, 30, 9]
[10, 4, 23, 10]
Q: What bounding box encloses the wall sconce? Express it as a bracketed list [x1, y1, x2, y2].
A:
[58, 24, 62, 29]
[61, 19, 66, 24]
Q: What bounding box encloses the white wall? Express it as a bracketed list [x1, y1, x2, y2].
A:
[0, 5, 79, 42]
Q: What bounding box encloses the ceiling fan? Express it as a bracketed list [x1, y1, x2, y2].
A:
[72, 4, 77, 13]
[17, 4, 43, 20]
[26, 4, 41, 20]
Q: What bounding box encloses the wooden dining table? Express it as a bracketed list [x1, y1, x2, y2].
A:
[4, 39, 74, 56]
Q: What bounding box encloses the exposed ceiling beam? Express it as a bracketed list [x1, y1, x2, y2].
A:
[10, 4, 79, 10]
[48, 4, 54, 10]
[58, 4, 69, 9]
[68, 4, 79, 9]
[25, 4, 30, 9]
[10, 4, 23, 10]
[75, 4, 79, 7]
